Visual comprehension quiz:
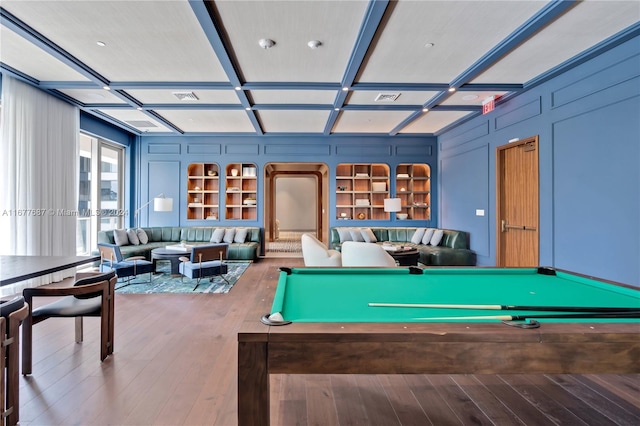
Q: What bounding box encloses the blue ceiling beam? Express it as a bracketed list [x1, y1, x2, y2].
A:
[324, 0, 390, 134]
[389, 0, 578, 135]
[188, 0, 263, 135]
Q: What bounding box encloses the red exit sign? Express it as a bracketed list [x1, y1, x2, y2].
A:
[482, 96, 495, 114]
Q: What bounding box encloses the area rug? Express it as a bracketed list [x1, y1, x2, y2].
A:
[266, 231, 304, 253]
[115, 261, 250, 294]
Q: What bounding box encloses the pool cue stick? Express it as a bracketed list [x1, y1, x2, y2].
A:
[413, 311, 640, 321]
[369, 303, 640, 313]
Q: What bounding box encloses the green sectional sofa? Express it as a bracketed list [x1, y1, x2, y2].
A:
[330, 226, 476, 266]
[96, 226, 261, 261]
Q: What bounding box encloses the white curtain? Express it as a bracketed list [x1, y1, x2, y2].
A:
[0, 76, 79, 296]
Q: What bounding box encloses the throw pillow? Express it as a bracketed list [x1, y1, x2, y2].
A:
[422, 228, 435, 245]
[223, 228, 236, 244]
[337, 228, 352, 243]
[349, 228, 365, 242]
[136, 228, 149, 244]
[234, 227, 249, 243]
[360, 228, 377, 243]
[430, 229, 444, 246]
[113, 229, 129, 246]
[411, 228, 426, 245]
[210, 228, 225, 243]
[126, 228, 140, 245]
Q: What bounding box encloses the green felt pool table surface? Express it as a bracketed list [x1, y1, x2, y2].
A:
[271, 267, 639, 323]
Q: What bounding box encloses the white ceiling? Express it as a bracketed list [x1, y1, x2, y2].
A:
[1, 0, 638, 136]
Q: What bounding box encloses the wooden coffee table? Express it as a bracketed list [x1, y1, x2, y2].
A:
[384, 246, 419, 266]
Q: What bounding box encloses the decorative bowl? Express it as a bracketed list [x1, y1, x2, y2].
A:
[397, 213, 408, 220]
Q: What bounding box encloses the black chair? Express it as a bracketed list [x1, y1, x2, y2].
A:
[178, 244, 229, 291]
[21, 271, 116, 375]
[1, 296, 28, 426]
[97, 243, 153, 289]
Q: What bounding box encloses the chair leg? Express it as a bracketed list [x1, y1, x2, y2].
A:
[21, 310, 33, 376]
[192, 275, 202, 291]
[75, 317, 83, 343]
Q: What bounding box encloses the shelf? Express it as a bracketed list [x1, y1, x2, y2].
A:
[187, 163, 220, 220]
[336, 163, 390, 221]
[395, 163, 431, 221]
[225, 163, 257, 220]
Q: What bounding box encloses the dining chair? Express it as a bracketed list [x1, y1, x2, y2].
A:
[1, 296, 28, 425]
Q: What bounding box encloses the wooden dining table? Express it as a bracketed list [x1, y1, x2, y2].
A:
[0, 255, 100, 287]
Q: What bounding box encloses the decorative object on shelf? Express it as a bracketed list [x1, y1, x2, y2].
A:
[228, 187, 241, 192]
[400, 187, 406, 191]
[243, 197, 257, 205]
[231, 168, 239, 176]
[206, 215, 217, 220]
[242, 166, 256, 177]
[372, 182, 386, 191]
[338, 186, 347, 191]
[208, 170, 217, 176]
[397, 173, 410, 178]
[355, 199, 370, 206]
[355, 173, 369, 177]
[397, 213, 408, 220]
[134, 193, 173, 228]
[193, 197, 200, 203]
[357, 212, 366, 220]
[340, 212, 348, 218]
[194, 186, 201, 191]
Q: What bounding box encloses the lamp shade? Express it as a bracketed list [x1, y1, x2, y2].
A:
[153, 196, 173, 212]
[383, 198, 401, 212]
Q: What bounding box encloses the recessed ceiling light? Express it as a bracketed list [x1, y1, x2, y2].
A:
[103, 86, 110, 91]
[258, 38, 276, 49]
[136, 107, 142, 111]
[307, 40, 322, 49]
[96, 41, 106, 47]
[424, 42, 435, 48]
[245, 107, 251, 111]
[448, 87, 456, 92]
[334, 108, 340, 111]
[235, 86, 242, 91]
[342, 87, 349, 91]
[422, 108, 429, 112]
[462, 95, 479, 101]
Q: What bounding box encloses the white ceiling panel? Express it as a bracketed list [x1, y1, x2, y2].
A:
[98, 109, 172, 133]
[400, 111, 472, 134]
[258, 110, 330, 133]
[250, 90, 337, 105]
[333, 110, 413, 133]
[473, 0, 640, 84]
[357, 0, 546, 83]
[0, 25, 90, 82]
[58, 89, 127, 105]
[126, 89, 241, 105]
[1, 0, 229, 82]
[159, 109, 256, 133]
[214, 0, 369, 82]
[346, 90, 439, 106]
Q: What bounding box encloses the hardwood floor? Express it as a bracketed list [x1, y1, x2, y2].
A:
[19, 258, 640, 425]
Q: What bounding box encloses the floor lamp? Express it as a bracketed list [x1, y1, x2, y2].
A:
[134, 193, 173, 228]
[384, 197, 401, 218]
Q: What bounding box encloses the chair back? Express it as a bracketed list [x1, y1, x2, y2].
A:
[341, 241, 397, 267]
[0, 296, 26, 319]
[98, 243, 124, 264]
[73, 270, 117, 299]
[190, 244, 227, 263]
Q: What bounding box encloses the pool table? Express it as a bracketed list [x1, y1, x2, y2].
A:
[237, 267, 640, 426]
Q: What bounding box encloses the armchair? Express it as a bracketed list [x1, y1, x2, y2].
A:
[178, 244, 229, 291]
[301, 233, 342, 266]
[341, 241, 398, 267]
[97, 243, 153, 289]
[21, 270, 117, 375]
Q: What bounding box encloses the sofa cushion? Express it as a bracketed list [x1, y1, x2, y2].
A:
[223, 228, 236, 243]
[234, 227, 249, 243]
[422, 228, 435, 245]
[337, 228, 352, 243]
[137, 228, 149, 244]
[211, 228, 225, 243]
[411, 228, 425, 245]
[114, 229, 129, 246]
[127, 229, 140, 245]
[430, 229, 444, 246]
[349, 228, 365, 242]
[361, 228, 377, 243]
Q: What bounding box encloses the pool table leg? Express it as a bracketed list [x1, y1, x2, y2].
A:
[238, 341, 270, 426]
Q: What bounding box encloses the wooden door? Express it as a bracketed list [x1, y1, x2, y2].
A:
[496, 136, 539, 267]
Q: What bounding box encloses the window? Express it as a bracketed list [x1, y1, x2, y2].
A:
[77, 134, 124, 255]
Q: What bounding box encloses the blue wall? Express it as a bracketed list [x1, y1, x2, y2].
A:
[438, 36, 640, 286]
[136, 134, 437, 229]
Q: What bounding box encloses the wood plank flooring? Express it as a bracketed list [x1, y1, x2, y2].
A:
[19, 258, 640, 425]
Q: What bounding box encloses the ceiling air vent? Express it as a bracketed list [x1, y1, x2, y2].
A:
[374, 93, 400, 102]
[172, 91, 199, 101]
[126, 120, 157, 128]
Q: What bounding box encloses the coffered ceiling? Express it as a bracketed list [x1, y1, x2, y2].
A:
[1, 1, 638, 136]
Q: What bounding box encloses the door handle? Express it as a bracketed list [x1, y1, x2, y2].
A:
[501, 220, 537, 232]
